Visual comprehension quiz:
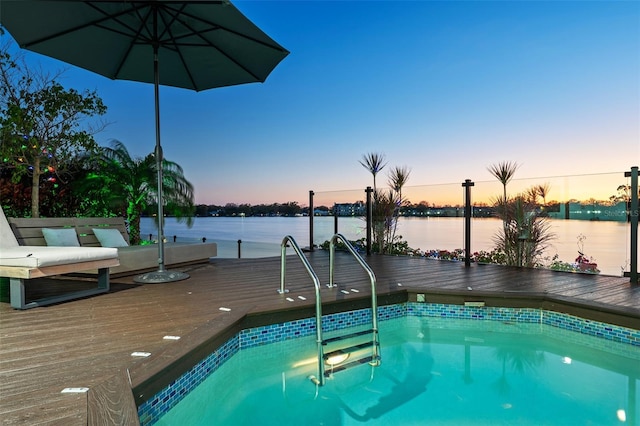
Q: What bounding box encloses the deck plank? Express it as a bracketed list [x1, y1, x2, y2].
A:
[1, 252, 638, 425]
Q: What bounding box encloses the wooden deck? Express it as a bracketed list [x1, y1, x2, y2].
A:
[1, 252, 639, 425]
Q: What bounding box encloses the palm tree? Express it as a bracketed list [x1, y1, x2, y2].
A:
[492, 191, 555, 267]
[78, 140, 194, 244]
[487, 161, 519, 203]
[536, 182, 551, 206]
[388, 165, 411, 244]
[360, 152, 387, 252]
[388, 165, 411, 195]
[360, 152, 387, 191]
[488, 161, 520, 256]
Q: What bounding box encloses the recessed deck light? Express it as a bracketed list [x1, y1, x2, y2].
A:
[163, 335, 181, 340]
[61, 387, 89, 393]
[131, 352, 151, 357]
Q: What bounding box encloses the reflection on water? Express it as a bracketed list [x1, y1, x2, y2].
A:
[492, 345, 545, 396]
[142, 216, 634, 276]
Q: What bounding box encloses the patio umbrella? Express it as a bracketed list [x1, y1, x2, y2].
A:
[0, 0, 288, 283]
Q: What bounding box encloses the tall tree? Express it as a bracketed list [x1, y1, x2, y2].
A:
[0, 42, 107, 217]
[78, 140, 194, 244]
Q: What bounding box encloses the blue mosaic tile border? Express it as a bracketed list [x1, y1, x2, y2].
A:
[407, 302, 543, 323]
[138, 302, 639, 425]
[137, 335, 240, 426]
[238, 303, 407, 349]
[543, 310, 640, 347]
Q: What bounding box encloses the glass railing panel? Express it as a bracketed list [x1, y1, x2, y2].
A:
[141, 216, 294, 258]
[137, 169, 636, 275]
[472, 171, 631, 276]
[312, 189, 367, 248]
[396, 182, 468, 255]
[214, 239, 281, 259]
[314, 183, 469, 254]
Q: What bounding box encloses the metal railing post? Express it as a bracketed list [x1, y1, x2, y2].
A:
[462, 179, 475, 267]
[309, 190, 314, 252]
[625, 166, 638, 284]
[365, 186, 372, 256]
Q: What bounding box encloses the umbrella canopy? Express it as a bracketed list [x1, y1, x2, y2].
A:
[1, 0, 289, 90]
[1, 0, 289, 282]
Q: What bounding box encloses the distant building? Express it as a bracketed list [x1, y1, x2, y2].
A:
[425, 207, 463, 217]
[333, 202, 366, 216]
[547, 201, 627, 222]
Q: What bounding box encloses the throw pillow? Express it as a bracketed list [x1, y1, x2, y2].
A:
[93, 228, 129, 248]
[42, 228, 80, 247]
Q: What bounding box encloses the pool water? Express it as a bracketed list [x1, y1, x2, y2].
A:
[156, 317, 639, 425]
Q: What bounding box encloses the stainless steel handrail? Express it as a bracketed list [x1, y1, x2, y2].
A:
[329, 233, 380, 365]
[279, 235, 326, 384]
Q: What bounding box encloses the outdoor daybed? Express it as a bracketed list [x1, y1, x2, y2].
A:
[0, 209, 119, 310]
[6, 216, 218, 277]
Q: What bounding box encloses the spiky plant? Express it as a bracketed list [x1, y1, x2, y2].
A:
[488, 161, 520, 256]
[388, 165, 411, 244]
[388, 165, 411, 193]
[360, 152, 387, 191]
[492, 190, 555, 268]
[371, 188, 400, 254]
[536, 183, 551, 207]
[487, 161, 519, 202]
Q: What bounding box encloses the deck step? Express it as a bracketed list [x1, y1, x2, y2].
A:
[323, 354, 380, 377]
[322, 329, 374, 345]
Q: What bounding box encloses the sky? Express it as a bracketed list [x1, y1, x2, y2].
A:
[1, 0, 639, 206]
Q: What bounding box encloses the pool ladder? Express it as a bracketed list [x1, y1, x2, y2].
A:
[280, 234, 380, 386]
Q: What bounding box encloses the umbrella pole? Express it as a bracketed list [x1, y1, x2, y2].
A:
[154, 50, 166, 274]
[134, 31, 189, 283]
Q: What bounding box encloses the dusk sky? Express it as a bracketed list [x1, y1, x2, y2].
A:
[2, 1, 638, 206]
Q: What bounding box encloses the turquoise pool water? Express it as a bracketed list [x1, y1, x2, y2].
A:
[154, 315, 639, 425]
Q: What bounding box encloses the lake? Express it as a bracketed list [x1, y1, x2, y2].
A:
[141, 216, 635, 277]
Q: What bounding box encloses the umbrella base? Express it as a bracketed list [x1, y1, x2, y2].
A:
[133, 270, 190, 283]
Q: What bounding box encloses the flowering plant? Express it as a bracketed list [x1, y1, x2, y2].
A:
[547, 234, 599, 274]
[471, 249, 507, 265]
[425, 248, 465, 261]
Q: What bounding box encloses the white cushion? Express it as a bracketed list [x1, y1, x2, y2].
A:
[0, 209, 19, 248]
[93, 228, 129, 248]
[0, 246, 118, 268]
[42, 228, 80, 247]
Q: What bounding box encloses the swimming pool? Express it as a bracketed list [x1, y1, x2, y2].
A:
[140, 303, 640, 425]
